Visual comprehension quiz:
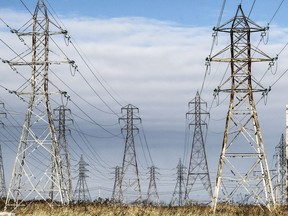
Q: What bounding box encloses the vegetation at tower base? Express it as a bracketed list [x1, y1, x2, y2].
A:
[1, 200, 288, 216]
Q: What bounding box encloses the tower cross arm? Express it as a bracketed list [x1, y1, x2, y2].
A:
[7, 60, 72, 66]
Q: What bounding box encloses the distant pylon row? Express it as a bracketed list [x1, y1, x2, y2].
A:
[0, 1, 285, 213]
[111, 104, 160, 204]
[170, 92, 212, 206]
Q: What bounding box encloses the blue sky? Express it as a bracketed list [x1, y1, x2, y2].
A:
[1, 1, 287, 26]
[0, 0, 288, 203]
[1, 0, 222, 25]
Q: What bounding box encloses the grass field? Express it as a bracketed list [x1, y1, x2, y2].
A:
[1, 201, 287, 216]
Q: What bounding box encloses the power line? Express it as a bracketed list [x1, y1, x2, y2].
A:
[45, 0, 126, 107]
[271, 68, 288, 87]
[49, 69, 116, 115]
[216, 0, 226, 29]
[69, 99, 121, 138]
[248, 0, 257, 18]
[69, 113, 115, 169]
[1, 11, 122, 118]
[69, 40, 124, 108]
[19, 0, 33, 16]
[268, 0, 285, 25]
[200, 0, 226, 95]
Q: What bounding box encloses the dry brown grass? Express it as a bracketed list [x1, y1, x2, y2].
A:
[1, 201, 288, 216]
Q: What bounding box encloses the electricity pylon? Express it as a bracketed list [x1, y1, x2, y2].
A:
[73, 155, 91, 202]
[112, 166, 122, 202]
[53, 105, 72, 201]
[119, 104, 142, 203]
[170, 159, 186, 206]
[0, 102, 7, 198]
[5, 0, 72, 209]
[0, 145, 6, 198]
[274, 134, 286, 205]
[184, 91, 212, 204]
[286, 105, 288, 204]
[147, 166, 159, 204]
[209, 5, 275, 211]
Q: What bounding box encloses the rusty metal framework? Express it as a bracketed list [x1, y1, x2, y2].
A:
[210, 5, 275, 212]
[5, 0, 71, 210]
[184, 91, 213, 204]
[119, 104, 142, 202]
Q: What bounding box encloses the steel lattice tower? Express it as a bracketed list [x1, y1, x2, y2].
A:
[210, 5, 275, 211]
[170, 159, 186, 206]
[112, 166, 122, 202]
[53, 105, 72, 202]
[73, 155, 91, 202]
[5, 0, 71, 209]
[0, 103, 7, 198]
[184, 91, 212, 204]
[119, 104, 142, 202]
[286, 105, 288, 204]
[0, 145, 6, 198]
[147, 166, 159, 204]
[274, 134, 286, 205]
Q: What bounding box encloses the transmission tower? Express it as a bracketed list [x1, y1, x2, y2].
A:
[147, 166, 159, 204]
[112, 166, 122, 202]
[119, 104, 142, 203]
[184, 91, 212, 204]
[5, 0, 72, 209]
[0, 145, 6, 199]
[209, 5, 275, 211]
[170, 159, 186, 206]
[274, 134, 286, 205]
[0, 102, 7, 198]
[286, 105, 288, 204]
[53, 105, 72, 201]
[73, 155, 91, 202]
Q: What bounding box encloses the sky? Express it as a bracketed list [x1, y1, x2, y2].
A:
[0, 0, 288, 204]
